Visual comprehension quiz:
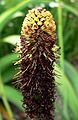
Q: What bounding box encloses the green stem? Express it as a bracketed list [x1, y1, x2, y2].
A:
[57, 1, 70, 120]
[0, 72, 15, 120]
[57, 0, 64, 73]
[63, 3, 78, 17]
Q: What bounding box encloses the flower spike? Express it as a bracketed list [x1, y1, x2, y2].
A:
[15, 7, 59, 120]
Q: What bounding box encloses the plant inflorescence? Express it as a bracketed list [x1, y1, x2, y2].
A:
[15, 7, 59, 120]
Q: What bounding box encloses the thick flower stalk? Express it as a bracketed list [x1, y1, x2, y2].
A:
[15, 7, 58, 120]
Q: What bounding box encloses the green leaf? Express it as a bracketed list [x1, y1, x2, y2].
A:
[56, 75, 78, 119]
[2, 65, 18, 83]
[64, 60, 78, 96]
[55, 64, 78, 119]
[0, 0, 30, 31]
[63, 3, 78, 17]
[12, 11, 24, 18]
[4, 0, 51, 9]
[55, 64, 70, 120]
[55, 102, 68, 120]
[1, 35, 20, 45]
[4, 85, 23, 110]
[0, 53, 19, 71]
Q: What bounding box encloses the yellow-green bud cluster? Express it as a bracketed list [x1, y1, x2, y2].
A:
[21, 7, 56, 40]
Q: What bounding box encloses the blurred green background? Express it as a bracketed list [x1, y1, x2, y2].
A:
[0, 0, 78, 120]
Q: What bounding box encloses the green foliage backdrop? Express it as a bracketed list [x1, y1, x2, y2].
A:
[0, 0, 78, 120]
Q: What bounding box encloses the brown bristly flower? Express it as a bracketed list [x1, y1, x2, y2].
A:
[15, 7, 59, 120]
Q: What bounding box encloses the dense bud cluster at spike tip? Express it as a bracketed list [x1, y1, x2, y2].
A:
[15, 7, 58, 120]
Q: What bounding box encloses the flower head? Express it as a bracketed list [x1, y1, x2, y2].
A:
[21, 7, 56, 41]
